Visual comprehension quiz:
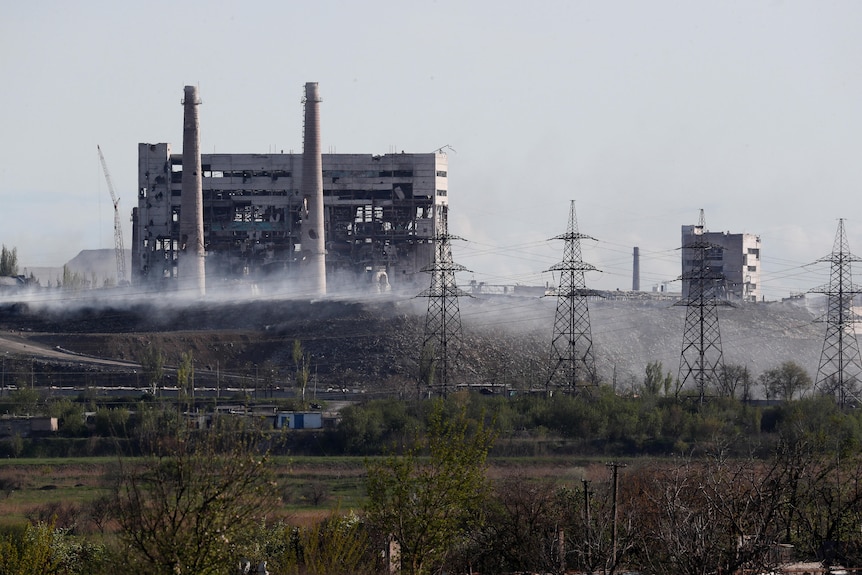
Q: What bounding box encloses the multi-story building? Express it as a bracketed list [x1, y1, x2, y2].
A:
[681, 224, 761, 302]
[132, 145, 449, 292]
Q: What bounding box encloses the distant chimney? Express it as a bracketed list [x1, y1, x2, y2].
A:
[632, 246, 640, 291]
[300, 82, 326, 296]
[179, 85, 206, 297]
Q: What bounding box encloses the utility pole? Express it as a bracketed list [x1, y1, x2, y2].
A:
[582, 479, 592, 570]
[809, 219, 862, 407]
[546, 200, 601, 393]
[606, 462, 626, 572]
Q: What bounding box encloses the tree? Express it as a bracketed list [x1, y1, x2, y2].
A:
[0, 522, 57, 574]
[138, 345, 165, 395]
[137, 345, 164, 396]
[176, 351, 194, 410]
[61, 265, 85, 290]
[112, 417, 276, 575]
[477, 475, 569, 573]
[0, 244, 18, 276]
[759, 361, 812, 401]
[6, 387, 40, 416]
[293, 339, 310, 402]
[86, 494, 114, 535]
[47, 397, 86, 436]
[364, 401, 495, 575]
[629, 454, 787, 575]
[717, 363, 752, 400]
[643, 361, 673, 397]
[0, 520, 106, 575]
[769, 403, 862, 564]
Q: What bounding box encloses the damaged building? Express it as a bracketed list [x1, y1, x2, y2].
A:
[681, 223, 762, 302]
[132, 140, 449, 293]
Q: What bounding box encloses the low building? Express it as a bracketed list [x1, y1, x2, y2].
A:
[0, 416, 58, 438]
[275, 411, 323, 430]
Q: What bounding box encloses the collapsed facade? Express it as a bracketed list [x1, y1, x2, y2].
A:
[131, 87, 449, 293]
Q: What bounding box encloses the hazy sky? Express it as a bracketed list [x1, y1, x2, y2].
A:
[2, 1, 861, 300]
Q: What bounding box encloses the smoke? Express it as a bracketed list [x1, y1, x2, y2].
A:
[0, 268, 830, 399]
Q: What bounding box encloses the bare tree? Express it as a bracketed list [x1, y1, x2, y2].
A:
[480, 475, 567, 573]
[771, 419, 862, 566]
[628, 453, 786, 575]
[86, 494, 114, 535]
[112, 416, 276, 575]
[717, 363, 751, 399]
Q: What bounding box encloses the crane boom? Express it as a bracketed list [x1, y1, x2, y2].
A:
[97, 145, 127, 285]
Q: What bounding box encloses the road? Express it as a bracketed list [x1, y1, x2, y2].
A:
[0, 330, 141, 369]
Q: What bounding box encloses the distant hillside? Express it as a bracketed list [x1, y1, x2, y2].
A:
[25, 249, 130, 287]
[0, 292, 833, 397]
[459, 294, 826, 392]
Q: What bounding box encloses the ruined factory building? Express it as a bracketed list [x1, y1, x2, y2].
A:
[132, 146, 449, 293]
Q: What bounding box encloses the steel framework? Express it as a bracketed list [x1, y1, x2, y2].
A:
[546, 200, 600, 392]
[676, 209, 729, 402]
[419, 211, 468, 396]
[810, 219, 862, 407]
[97, 145, 127, 286]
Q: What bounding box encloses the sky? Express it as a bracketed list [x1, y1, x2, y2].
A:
[2, 0, 862, 301]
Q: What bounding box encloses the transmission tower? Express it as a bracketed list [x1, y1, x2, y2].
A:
[419, 209, 469, 396]
[546, 200, 600, 393]
[809, 219, 862, 407]
[675, 209, 729, 402]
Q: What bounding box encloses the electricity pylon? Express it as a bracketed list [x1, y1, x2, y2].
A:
[546, 200, 600, 393]
[676, 209, 729, 403]
[809, 219, 862, 407]
[419, 210, 469, 396]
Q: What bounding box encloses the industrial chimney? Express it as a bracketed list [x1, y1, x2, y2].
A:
[300, 82, 326, 296]
[179, 85, 206, 297]
[632, 246, 640, 291]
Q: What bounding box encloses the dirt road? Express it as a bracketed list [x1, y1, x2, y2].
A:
[0, 331, 140, 369]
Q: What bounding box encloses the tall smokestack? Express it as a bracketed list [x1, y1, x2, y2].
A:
[632, 246, 640, 291]
[179, 85, 206, 297]
[300, 82, 326, 295]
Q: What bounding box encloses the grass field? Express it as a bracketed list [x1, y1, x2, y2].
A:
[0, 455, 368, 528]
[0, 454, 598, 529]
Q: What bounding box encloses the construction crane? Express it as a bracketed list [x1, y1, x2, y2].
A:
[97, 145, 128, 286]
